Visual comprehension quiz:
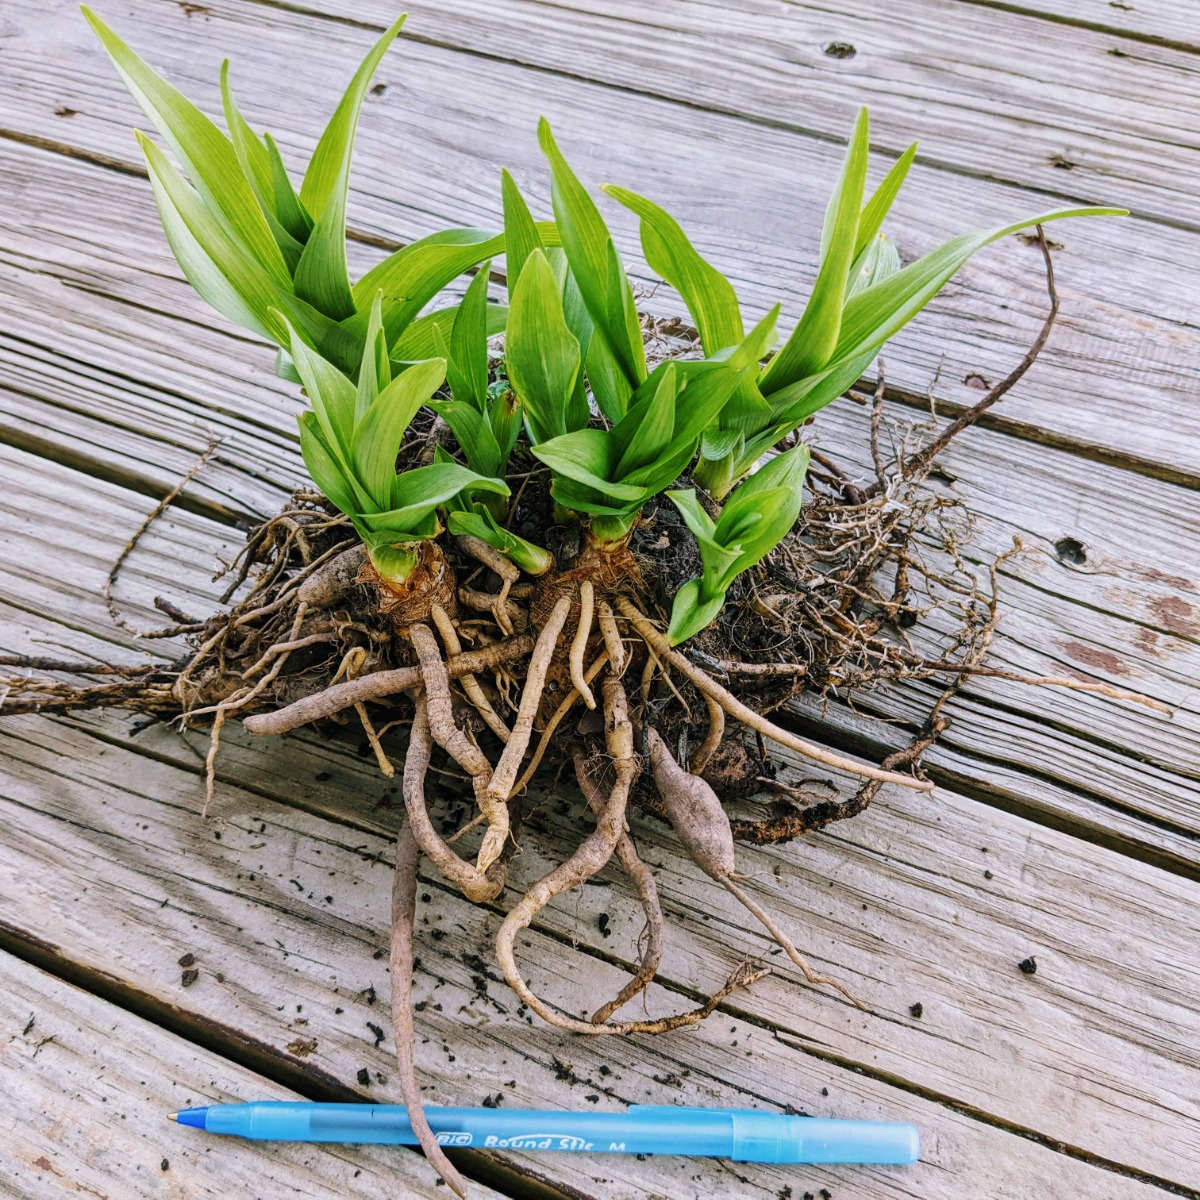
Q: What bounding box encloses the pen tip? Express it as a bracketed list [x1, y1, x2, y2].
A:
[167, 1112, 178, 1122]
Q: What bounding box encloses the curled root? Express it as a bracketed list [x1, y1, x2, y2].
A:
[647, 728, 864, 1009]
[569, 580, 597, 710]
[575, 751, 665, 1025]
[618, 599, 932, 792]
[689, 691, 725, 776]
[402, 698, 507, 904]
[486, 595, 572, 806]
[495, 678, 761, 1034]
[409, 623, 507, 873]
[391, 821, 469, 1199]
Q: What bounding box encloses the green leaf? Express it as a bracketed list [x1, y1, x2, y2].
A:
[294, 18, 404, 321]
[447, 263, 491, 410]
[219, 63, 305, 274]
[355, 291, 390, 424]
[352, 357, 446, 507]
[138, 135, 332, 349]
[264, 133, 314, 243]
[390, 302, 508, 361]
[506, 249, 584, 444]
[501, 168, 545, 292]
[447, 507, 554, 575]
[833, 206, 1125, 367]
[531, 429, 646, 501]
[602, 183, 744, 354]
[298, 411, 359, 518]
[538, 119, 645, 392]
[352, 227, 506, 349]
[616, 363, 676, 477]
[855, 143, 917, 259]
[361, 463, 507, 534]
[430, 397, 502, 479]
[761, 108, 870, 393]
[84, 8, 290, 286]
[667, 577, 727, 646]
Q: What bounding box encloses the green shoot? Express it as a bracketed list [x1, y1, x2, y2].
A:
[605, 110, 1126, 497]
[666, 445, 810, 644]
[283, 297, 507, 585]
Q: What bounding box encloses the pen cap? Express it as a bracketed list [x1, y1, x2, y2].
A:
[791, 1117, 920, 1165]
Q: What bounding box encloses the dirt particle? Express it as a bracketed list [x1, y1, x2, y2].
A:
[481, 1092, 504, 1108]
[984, 869, 993, 880]
[909, 1002, 923, 1018]
[177, 952, 196, 968]
[367, 1021, 385, 1047]
[160, 1158, 169, 1171]
[1019, 956, 1038, 976]
[370, 82, 388, 97]
[822, 41, 856, 58]
[597, 912, 611, 937]
[286, 1037, 318, 1057]
[180, 968, 200, 988]
[357, 1067, 371, 1086]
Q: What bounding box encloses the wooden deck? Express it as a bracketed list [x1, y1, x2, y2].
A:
[2, 1, 1198, 1196]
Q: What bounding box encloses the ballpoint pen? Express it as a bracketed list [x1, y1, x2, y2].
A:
[169, 1102, 920, 1164]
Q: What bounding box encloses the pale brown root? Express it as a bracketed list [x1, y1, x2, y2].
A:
[401, 698, 506, 904]
[646, 728, 864, 1010]
[430, 603, 511, 743]
[575, 751, 665, 1025]
[457, 588, 529, 632]
[295, 543, 368, 608]
[722, 876, 866, 1011]
[391, 821, 469, 1200]
[355, 703, 394, 778]
[202, 706, 226, 818]
[242, 634, 535, 735]
[690, 692, 724, 776]
[495, 677, 691, 1035]
[687, 652, 807, 679]
[456, 534, 519, 636]
[619, 599, 932, 792]
[486, 595, 572, 807]
[409, 623, 507, 874]
[597, 598, 627, 677]
[639, 645, 660, 707]
[569, 580, 597, 710]
[507, 651, 609, 801]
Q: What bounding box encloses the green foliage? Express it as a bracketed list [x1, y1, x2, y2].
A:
[606, 111, 1125, 497]
[531, 360, 745, 545]
[85, 9, 515, 377]
[283, 297, 506, 582]
[666, 446, 810, 645]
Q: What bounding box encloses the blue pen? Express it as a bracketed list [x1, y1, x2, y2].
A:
[169, 1102, 919, 1164]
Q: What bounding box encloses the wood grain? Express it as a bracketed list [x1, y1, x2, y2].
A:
[0, 949, 510, 1199]
[2, 0, 1199, 482]
[0, 709, 1193, 1197]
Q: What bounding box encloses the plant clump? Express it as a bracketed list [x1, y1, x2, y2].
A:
[0, 13, 1143, 1197]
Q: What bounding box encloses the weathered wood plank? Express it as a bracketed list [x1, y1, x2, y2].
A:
[3, 0, 1200, 481]
[0, 710, 1191, 1197]
[0, 948, 511, 1199]
[298, 0, 1200, 225]
[951, 0, 1200, 51]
